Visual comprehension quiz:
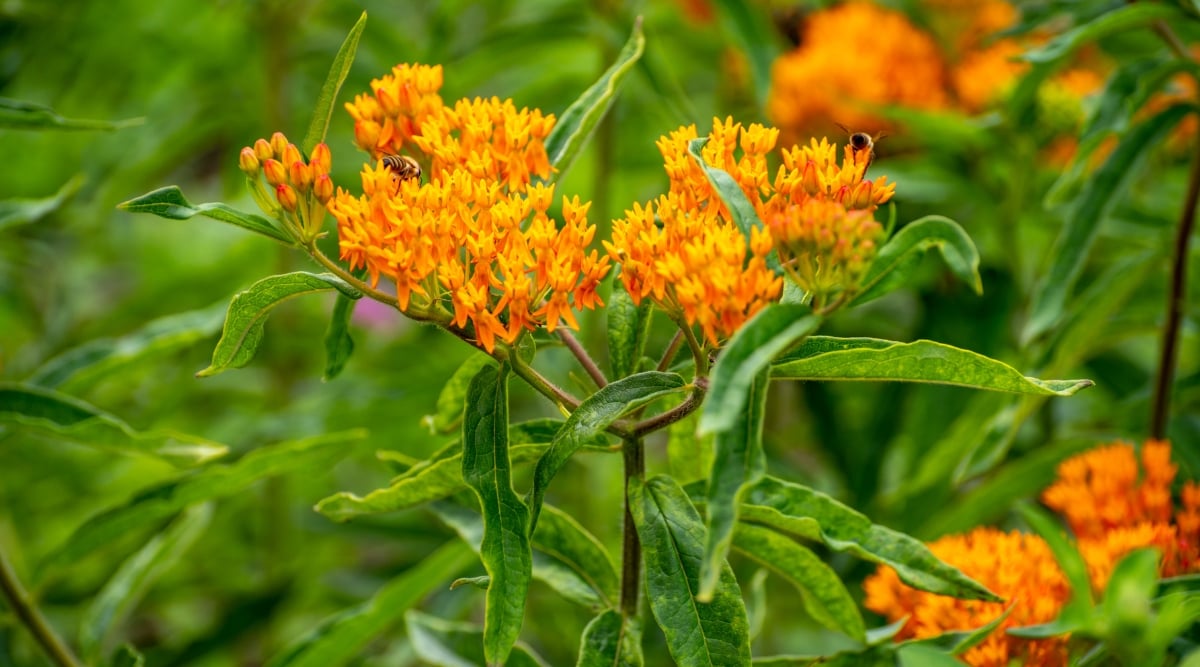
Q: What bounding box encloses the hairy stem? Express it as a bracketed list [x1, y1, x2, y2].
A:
[1150, 127, 1200, 439]
[620, 436, 645, 618]
[559, 328, 608, 388]
[632, 387, 705, 438]
[656, 330, 685, 372]
[0, 547, 82, 667]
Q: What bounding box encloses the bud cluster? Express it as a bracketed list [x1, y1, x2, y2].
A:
[239, 132, 334, 241]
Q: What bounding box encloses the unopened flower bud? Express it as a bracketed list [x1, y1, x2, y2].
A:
[801, 161, 821, 196]
[238, 147, 260, 176]
[313, 173, 334, 204]
[309, 143, 331, 176]
[282, 143, 303, 171]
[354, 120, 381, 153]
[253, 138, 273, 161]
[270, 132, 289, 158]
[275, 183, 299, 212]
[262, 159, 287, 186]
[289, 161, 313, 192]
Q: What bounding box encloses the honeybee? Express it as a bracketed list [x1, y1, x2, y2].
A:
[382, 154, 422, 189]
[836, 124, 885, 171]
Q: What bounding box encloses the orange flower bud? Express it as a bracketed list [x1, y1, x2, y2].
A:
[282, 143, 303, 171]
[238, 147, 260, 176]
[801, 161, 821, 196]
[354, 120, 381, 154]
[309, 143, 332, 176]
[275, 183, 299, 212]
[262, 159, 287, 186]
[313, 173, 334, 204]
[253, 138, 273, 161]
[270, 132, 289, 158]
[289, 161, 313, 192]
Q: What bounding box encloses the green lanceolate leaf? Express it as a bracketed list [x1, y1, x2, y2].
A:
[0, 383, 228, 466]
[48, 430, 365, 570]
[28, 301, 227, 390]
[732, 523, 866, 642]
[118, 186, 293, 244]
[771, 337, 1093, 395]
[895, 644, 969, 667]
[1022, 3, 1185, 64]
[301, 11, 366, 153]
[849, 215, 981, 308]
[577, 609, 644, 667]
[406, 610, 551, 667]
[545, 18, 644, 181]
[0, 173, 83, 230]
[709, 0, 778, 106]
[1024, 102, 1194, 342]
[323, 289, 357, 381]
[0, 97, 142, 131]
[528, 371, 688, 530]
[629, 475, 751, 667]
[732, 476, 999, 601]
[1015, 501, 1093, 607]
[461, 364, 532, 665]
[686, 137, 780, 273]
[532, 505, 620, 608]
[199, 272, 362, 377]
[80, 504, 213, 663]
[607, 279, 653, 379]
[264, 541, 474, 667]
[424, 353, 495, 434]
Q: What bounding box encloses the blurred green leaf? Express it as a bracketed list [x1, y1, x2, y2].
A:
[710, 0, 779, 106]
[406, 610, 550, 667]
[450, 574, 491, 591]
[423, 353, 494, 435]
[0, 174, 83, 231]
[301, 11, 367, 154]
[902, 605, 1012, 655]
[118, 186, 293, 244]
[265, 541, 474, 667]
[28, 302, 226, 390]
[47, 430, 365, 570]
[0, 383, 228, 466]
[1023, 3, 1185, 64]
[772, 337, 1093, 395]
[199, 272, 362, 377]
[528, 371, 688, 530]
[322, 289, 358, 381]
[895, 644, 964, 667]
[732, 524, 865, 642]
[629, 475, 752, 667]
[545, 17, 644, 181]
[108, 645, 145, 667]
[460, 364, 530, 665]
[745, 569, 768, 642]
[849, 216, 981, 308]
[1015, 501, 1093, 607]
[1024, 102, 1193, 342]
[607, 279, 653, 380]
[0, 97, 142, 130]
[577, 609, 643, 667]
[80, 504, 213, 663]
[668, 404, 709, 486]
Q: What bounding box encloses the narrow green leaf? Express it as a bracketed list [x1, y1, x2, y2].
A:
[0, 383, 228, 466]
[47, 430, 365, 570]
[710, 0, 778, 106]
[532, 505, 620, 608]
[732, 524, 866, 642]
[545, 18, 644, 180]
[199, 272, 362, 377]
[28, 302, 227, 390]
[406, 610, 550, 667]
[629, 475, 751, 667]
[576, 609, 644, 667]
[0, 97, 142, 131]
[80, 504, 212, 663]
[450, 575, 491, 591]
[606, 279, 653, 379]
[0, 174, 83, 230]
[686, 137, 779, 272]
[301, 11, 367, 153]
[1025, 102, 1194, 342]
[849, 216, 981, 307]
[699, 304, 819, 435]
[895, 644, 965, 667]
[730, 476, 999, 601]
[772, 337, 1093, 396]
[1022, 4, 1185, 64]
[264, 541, 474, 667]
[461, 364, 531, 665]
[322, 291, 357, 381]
[528, 371, 688, 530]
[118, 186, 292, 244]
[745, 569, 768, 642]
[902, 605, 1012, 655]
[423, 353, 494, 435]
[1015, 501, 1093, 607]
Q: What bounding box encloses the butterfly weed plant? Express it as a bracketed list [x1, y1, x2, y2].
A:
[10, 3, 1200, 665]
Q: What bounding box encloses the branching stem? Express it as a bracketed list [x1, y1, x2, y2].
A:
[559, 328, 608, 388]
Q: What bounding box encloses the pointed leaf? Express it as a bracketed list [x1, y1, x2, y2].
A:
[199, 272, 362, 377]
[0, 97, 141, 131]
[406, 610, 550, 667]
[423, 353, 494, 435]
[532, 505, 620, 608]
[528, 371, 688, 530]
[1022, 4, 1185, 64]
[732, 523, 866, 641]
[301, 11, 367, 153]
[265, 541, 474, 667]
[0, 383, 228, 466]
[80, 504, 212, 663]
[322, 290, 357, 381]
[607, 279, 653, 379]
[849, 216, 981, 308]
[577, 609, 643, 667]
[668, 404, 709, 486]
[1025, 102, 1193, 342]
[47, 430, 365, 570]
[772, 337, 1092, 396]
[902, 605, 1013, 655]
[545, 18, 644, 180]
[118, 186, 292, 244]
[629, 475, 751, 667]
[461, 364, 531, 665]
[0, 174, 83, 230]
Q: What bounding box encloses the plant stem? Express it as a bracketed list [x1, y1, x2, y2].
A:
[620, 436, 645, 618]
[631, 387, 705, 437]
[508, 353, 582, 411]
[674, 316, 709, 376]
[558, 329, 608, 388]
[0, 547, 82, 667]
[1150, 128, 1200, 439]
[656, 330, 684, 372]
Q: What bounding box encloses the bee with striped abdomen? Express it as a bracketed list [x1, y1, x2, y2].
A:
[382, 154, 422, 191]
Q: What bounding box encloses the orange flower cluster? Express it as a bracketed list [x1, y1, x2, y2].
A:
[239, 132, 333, 240]
[864, 440, 1200, 667]
[329, 64, 609, 352]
